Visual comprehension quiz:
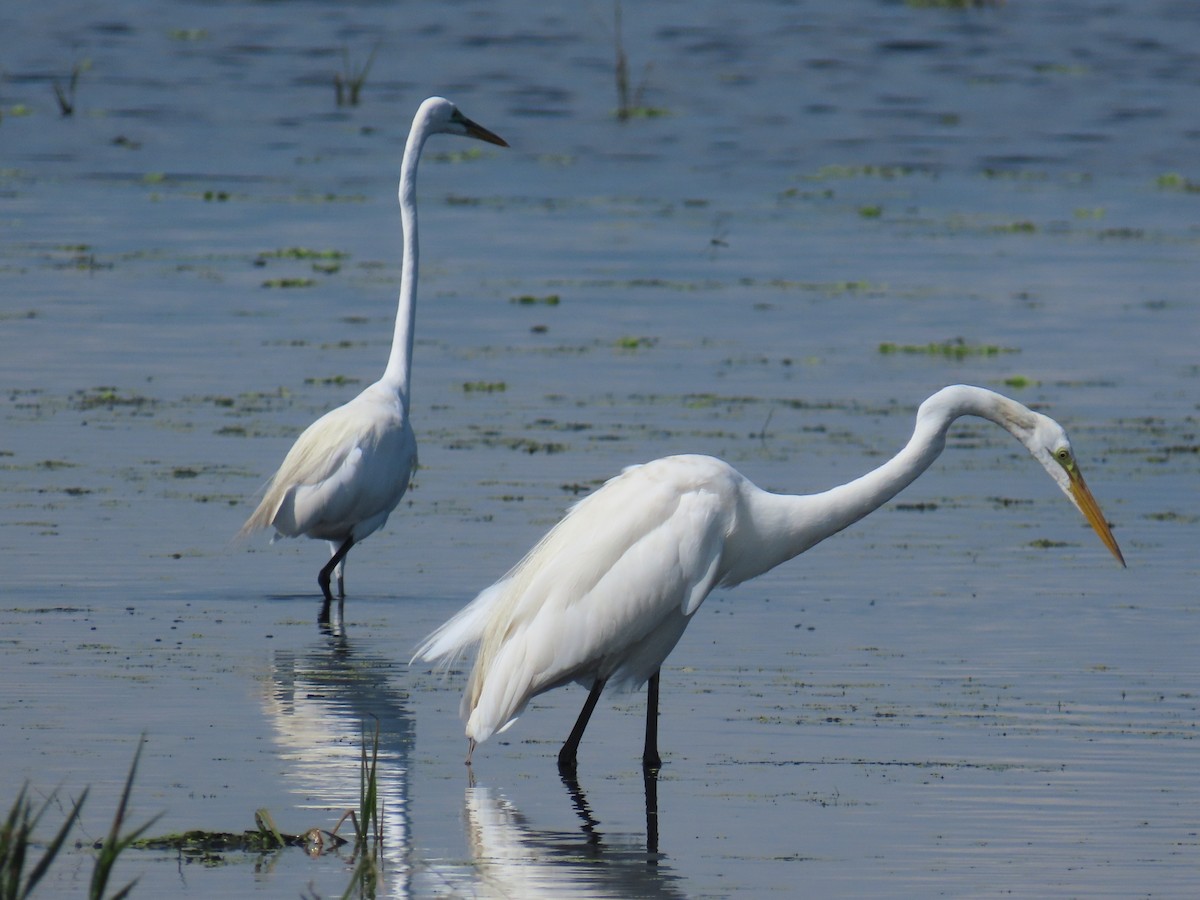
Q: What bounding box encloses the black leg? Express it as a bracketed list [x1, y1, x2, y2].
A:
[558, 678, 607, 774]
[318, 537, 354, 604]
[317, 537, 353, 625]
[643, 764, 660, 858]
[643, 670, 662, 771]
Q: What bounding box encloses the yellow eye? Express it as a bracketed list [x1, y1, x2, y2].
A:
[1055, 448, 1074, 468]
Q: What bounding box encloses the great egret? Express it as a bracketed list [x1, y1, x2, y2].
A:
[240, 97, 507, 621]
[414, 384, 1125, 773]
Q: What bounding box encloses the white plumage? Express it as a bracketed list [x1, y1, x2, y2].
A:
[241, 98, 506, 620]
[415, 385, 1125, 772]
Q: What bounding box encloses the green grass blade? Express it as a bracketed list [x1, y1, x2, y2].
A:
[23, 788, 87, 896]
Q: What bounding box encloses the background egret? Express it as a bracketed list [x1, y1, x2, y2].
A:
[241, 97, 507, 622]
[414, 384, 1125, 773]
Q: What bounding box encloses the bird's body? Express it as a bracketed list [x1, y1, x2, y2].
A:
[414, 385, 1125, 771]
[241, 97, 506, 620]
[241, 383, 415, 545]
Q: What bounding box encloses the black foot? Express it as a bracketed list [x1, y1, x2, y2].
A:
[318, 574, 334, 605]
[557, 749, 579, 776]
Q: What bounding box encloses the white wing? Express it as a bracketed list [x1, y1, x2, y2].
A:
[437, 455, 740, 743]
[241, 385, 414, 542]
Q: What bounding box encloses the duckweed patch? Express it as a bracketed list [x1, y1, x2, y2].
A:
[430, 146, 492, 164]
[257, 248, 349, 262]
[808, 164, 924, 180]
[261, 277, 316, 289]
[1144, 510, 1198, 524]
[615, 336, 658, 350]
[73, 387, 155, 411]
[462, 381, 507, 393]
[304, 374, 361, 387]
[615, 105, 670, 120]
[1155, 172, 1200, 193]
[130, 810, 348, 858]
[742, 277, 881, 295]
[444, 427, 567, 454]
[992, 220, 1038, 234]
[1003, 375, 1038, 388]
[1029, 538, 1071, 549]
[878, 339, 1017, 359]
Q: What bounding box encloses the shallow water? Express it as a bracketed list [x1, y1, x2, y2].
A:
[2, 0, 1197, 896]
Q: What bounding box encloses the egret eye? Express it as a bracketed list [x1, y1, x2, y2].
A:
[1054, 447, 1074, 468]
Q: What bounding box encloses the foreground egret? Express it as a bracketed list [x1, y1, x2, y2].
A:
[240, 97, 506, 621]
[414, 385, 1125, 772]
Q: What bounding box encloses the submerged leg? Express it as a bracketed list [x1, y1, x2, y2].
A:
[643, 764, 660, 857]
[328, 541, 347, 599]
[558, 678, 607, 774]
[643, 670, 662, 771]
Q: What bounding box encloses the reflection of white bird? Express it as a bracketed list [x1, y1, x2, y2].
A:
[415, 385, 1125, 772]
[265, 636, 415, 897]
[457, 786, 684, 898]
[241, 97, 507, 620]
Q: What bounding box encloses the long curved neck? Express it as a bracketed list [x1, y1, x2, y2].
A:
[381, 115, 429, 404]
[730, 386, 1036, 584]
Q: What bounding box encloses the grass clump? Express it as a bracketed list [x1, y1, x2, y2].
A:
[88, 740, 160, 900]
[2, 737, 158, 900]
[613, 2, 667, 121]
[324, 720, 384, 898]
[334, 45, 378, 108]
[1, 785, 86, 899]
[53, 60, 90, 117]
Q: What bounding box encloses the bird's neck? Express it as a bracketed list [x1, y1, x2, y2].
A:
[732, 386, 1020, 584]
[381, 129, 425, 406]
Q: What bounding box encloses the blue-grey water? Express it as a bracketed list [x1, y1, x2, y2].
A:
[2, 0, 1197, 896]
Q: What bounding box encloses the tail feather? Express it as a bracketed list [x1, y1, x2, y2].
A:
[411, 579, 510, 671]
[237, 489, 283, 540]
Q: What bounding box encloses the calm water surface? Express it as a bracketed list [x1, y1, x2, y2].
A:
[2, 0, 1197, 896]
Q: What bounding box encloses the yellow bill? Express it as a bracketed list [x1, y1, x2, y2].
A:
[1067, 467, 1125, 567]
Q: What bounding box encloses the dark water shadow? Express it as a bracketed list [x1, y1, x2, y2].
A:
[461, 771, 683, 898]
[264, 629, 414, 890]
[264, 592, 326, 605]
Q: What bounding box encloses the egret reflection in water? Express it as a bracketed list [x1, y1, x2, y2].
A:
[454, 774, 684, 899]
[264, 631, 414, 894]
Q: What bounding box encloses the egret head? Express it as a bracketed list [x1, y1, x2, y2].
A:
[418, 96, 508, 147]
[1026, 413, 1125, 567]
